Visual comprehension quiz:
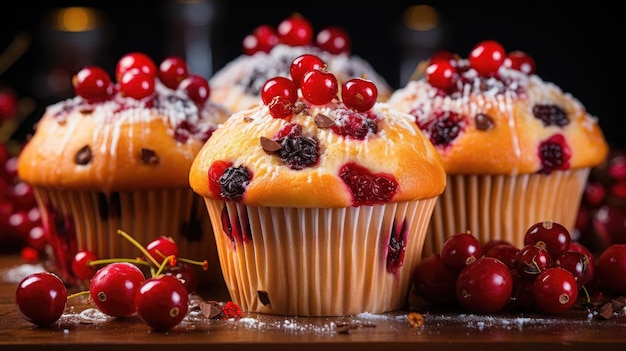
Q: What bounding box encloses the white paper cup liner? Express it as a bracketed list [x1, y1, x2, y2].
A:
[424, 168, 590, 257]
[203, 198, 438, 316]
[33, 188, 221, 287]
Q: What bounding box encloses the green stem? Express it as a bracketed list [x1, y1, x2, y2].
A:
[116, 229, 160, 267]
[178, 257, 209, 271]
[67, 290, 90, 300]
[88, 257, 151, 268]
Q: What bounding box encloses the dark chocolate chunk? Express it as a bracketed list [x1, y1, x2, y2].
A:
[75, 145, 92, 165]
[140, 148, 159, 165]
[475, 113, 495, 131]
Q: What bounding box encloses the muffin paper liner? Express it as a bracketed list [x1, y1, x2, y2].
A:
[33, 188, 221, 287]
[204, 198, 438, 316]
[424, 168, 590, 257]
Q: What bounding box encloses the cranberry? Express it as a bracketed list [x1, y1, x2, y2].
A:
[514, 244, 553, 281]
[145, 236, 179, 265]
[412, 253, 458, 305]
[261, 76, 297, 119]
[538, 134, 571, 174]
[456, 257, 513, 314]
[593, 204, 626, 246]
[468, 40, 506, 77]
[440, 232, 483, 273]
[164, 263, 199, 294]
[119, 68, 155, 100]
[583, 181, 606, 207]
[338, 162, 398, 206]
[532, 267, 578, 314]
[178, 74, 210, 107]
[597, 244, 626, 293]
[15, 272, 68, 326]
[426, 60, 456, 93]
[243, 24, 278, 55]
[300, 69, 338, 105]
[72, 250, 99, 280]
[524, 220, 571, 257]
[485, 244, 520, 270]
[482, 239, 514, 255]
[158, 56, 189, 89]
[608, 155, 626, 180]
[116, 52, 157, 83]
[510, 269, 535, 310]
[568, 241, 596, 283]
[503, 50, 536, 75]
[553, 251, 591, 287]
[316, 26, 351, 55]
[89, 262, 146, 317]
[73, 66, 114, 102]
[341, 77, 378, 112]
[277, 14, 313, 46]
[135, 275, 189, 331]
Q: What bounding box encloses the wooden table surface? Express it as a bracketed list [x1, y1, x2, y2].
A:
[1, 253, 626, 351]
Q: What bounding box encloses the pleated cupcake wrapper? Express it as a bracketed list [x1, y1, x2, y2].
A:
[204, 198, 438, 316]
[424, 168, 590, 258]
[33, 188, 221, 286]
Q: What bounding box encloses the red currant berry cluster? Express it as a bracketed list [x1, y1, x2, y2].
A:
[243, 13, 351, 56]
[412, 221, 612, 315]
[73, 52, 211, 107]
[261, 54, 378, 118]
[15, 230, 242, 331]
[424, 39, 536, 94]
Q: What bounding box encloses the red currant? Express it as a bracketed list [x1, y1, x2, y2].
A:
[597, 244, 626, 293]
[73, 66, 114, 103]
[440, 232, 483, 273]
[290, 54, 325, 88]
[468, 39, 505, 77]
[341, 77, 378, 112]
[456, 257, 513, 314]
[135, 275, 189, 331]
[89, 262, 146, 317]
[261, 77, 297, 106]
[158, 56, 189, 89]
[119, 68, 155, 100]
[300, 69, 338, 105]
[426, 60, 456, 92]
[72, 250, 99, 280]
[277, 14, 313, 46]
[429, 50, 457, 65]
[411, 253, 458, 305]
[524, 220, 571, 257]
[243, 24, 278, 55]
[503, 50, 536, 75]
[316, 26, 351, 55]
[164, 263, 199, 294]
[15, 272, 67, 326]
[178, 74, 211, 107]
[116, 52, 157, 83]
[532, 267, 578, 314]
[146, 236, 179, 265]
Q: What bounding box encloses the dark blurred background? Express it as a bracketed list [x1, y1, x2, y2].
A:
[1, 0, 623, 147]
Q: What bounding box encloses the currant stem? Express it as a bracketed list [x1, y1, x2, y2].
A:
[581, 285, 591, 304]
[178, 257, 210, 271]
[155, 255, 177, 276]
[67, 290, 90, 300]
[88, 257, 151, 268]
[116, 229, 160, 266]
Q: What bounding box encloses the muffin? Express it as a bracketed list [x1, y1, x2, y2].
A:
[387, 40, 609, 257]
[210, 13, 392, 113]
[17, 53, 230, 286]
[189, 54, 446, 316]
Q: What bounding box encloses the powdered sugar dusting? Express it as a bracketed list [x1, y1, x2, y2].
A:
[1, 263, 46, 283]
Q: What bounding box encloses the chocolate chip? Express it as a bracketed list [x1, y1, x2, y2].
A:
[475, 113, 494, 131]
[315, 113, 335, 128]
[258, 290, 271, 306]
[260, 137, 282, 153]
[243, 116, 253, 123]
[75, 145, 92, 165]
[200, 301, 223, 319]
[596, 302, 614, 320]
[293, 101, 308, 114]
[140, 148, 159, 165]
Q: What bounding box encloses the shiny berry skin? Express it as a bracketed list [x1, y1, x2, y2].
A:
[164, 263, 199, 294]
[89, 262, 146, 318]
[532, 267, 578, 314]
[524, 220, 571, 257]
[72, 250, 99, 280]
[73, 66, 114, 103]
[145, 236, 179, 265]
[456, 257, 513, 314]
[568, 241, 596, 283]
[485, 243, 520, 270]
[341, 77, 378, 112]
[301, 69, 338, 105]
[277, 14, 313, 46]
[482, 239, 514, 255]
[426, 60, 456, 93]
[440, 232, 483, 273]
[158, 56, 189, 89]
[503, 50, 536, 75]
[243, 24, 279, 55]
[261, 77, 297, 106]
[116, 52, 157, 83]
[514, 244, 553, 280]
[316, 26, 351, 55]
[119, 69, 155, 100]
[468, 40, 505, 77]
[15, 272, 67, 327]
[290, 54, 325, 88]
[412, 253, 458, 305]
[207, 160, 233, 199]
[597, 244, 626, 293]
[135, 275, 189, 331]
[553, 251, 591, 287]
[178, 74, 210, 107]
[429, 50, 457, 65]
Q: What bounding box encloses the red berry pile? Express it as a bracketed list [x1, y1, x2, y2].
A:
[412, 220, 626, 315]
[14, 230, 242, 331]
[243, 13, 351, 56]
